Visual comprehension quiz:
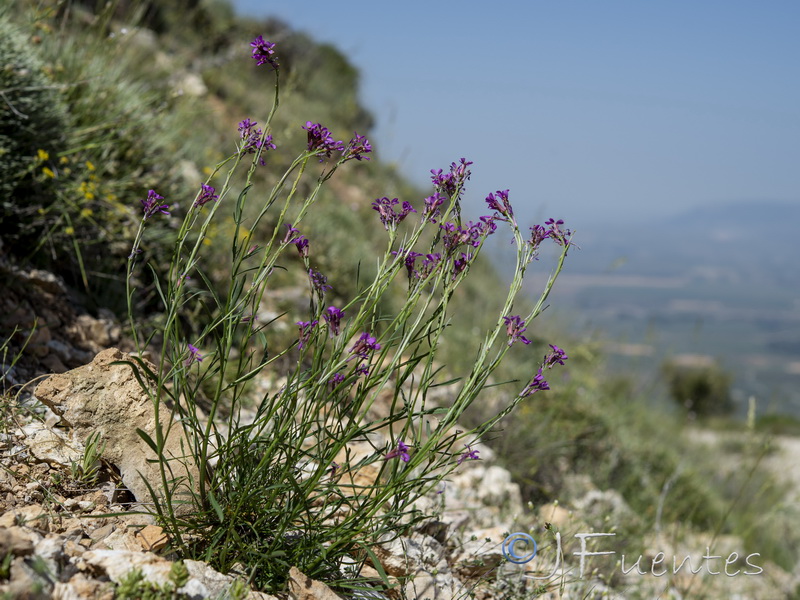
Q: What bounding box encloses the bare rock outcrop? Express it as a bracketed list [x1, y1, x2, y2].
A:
[33, 348, 200, 514]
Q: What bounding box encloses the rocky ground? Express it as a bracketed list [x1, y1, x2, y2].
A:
[2, 259, 798, 599]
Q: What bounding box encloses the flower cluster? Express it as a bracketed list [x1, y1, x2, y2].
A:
[323, 306, 344, 336]
[250, 35, 278, 70]
[349, 332, 380, 360]
[284, 224, 309, 257]
[421, 253, 442, 278]
[185, 343, 202, 367]
[296, 320, 318, 349]
[544, 344, 568, 367]
[452, 252, 473, 279]
[342, 133, 372, 162]
[238, 119, 276, 166]
[194, 184, 218, 208]
[303, 122, 345, 160]
[308, 268, 332, 295]
[457, 444, 480, 465]
[431, 158, 473, 198]
[422, 192, 446, 223]
[485, 189, 514, 222]
[372, 197, 416, 230]
[392, 250, 445, 280]
[528, 224, 549, 251]
[545, 218, 572, 247]
[141, 190, 169, 220]
[328, 372, 345, 389]
[521, 344, 568, 397]
[521, 370, 550, 397]
[527, 218, 572, 258]
[392, 249, 423, 278]
[440, 217, 496, 252]
[503, 315, 531, 346]
[385, 440, 410, 462]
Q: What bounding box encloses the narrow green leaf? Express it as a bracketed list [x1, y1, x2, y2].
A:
[207, 489, 225, 522]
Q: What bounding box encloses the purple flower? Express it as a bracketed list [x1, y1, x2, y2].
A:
[422, 192, 446, 223]
[293, 236, 309, 257]
[185, 343, 203, 366]
[431, 158, 473, 198]
[283, 223, 300, 243]
[303, 122, 344, 160]
[503, 316, 532, 346]
[421, 253, 441, 277]
[343, 133, 372, 162]
[521, 369, 550, 397]
[355, 363, 370, 377]
[238, 119, 275, 165]
[478, 215, 498, 237]
[385, 440, 410, 462]
[349, 332, 380, 359]
[262, 135, 277, 152]
[544, 218, 572, 247]
[328, 461, 340, 477]
[296, 320, 318, 349]
[328, 372, 345, 389]
[141, 190, 169, 220]
[194, 184, 218, 208]
[323, 306, 345, 336]
[485, 189, 514, 220]
[238, 118, 260, 152]
[308, 268, 332, 294]
[392, 249, 424, 279]
[528, 224, 550, 253]
[250, 35, 278, 70]
[452, 252, 472, 279]
[441, 219, 494, 252]
[544, 344, 568, 367]
[457, 444, 480, 465]
[372, 197, 416, 230]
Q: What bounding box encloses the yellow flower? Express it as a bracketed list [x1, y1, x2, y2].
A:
[80, 208, 94, 218]
[59, 156, 69, 165]
[86, 160, 95, 171]
[64, 226, 75, 235]
[42, 167, 55, 178]
[37, 149, 49, 161]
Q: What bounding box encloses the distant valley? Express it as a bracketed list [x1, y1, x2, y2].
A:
[525, 200, 800, 418]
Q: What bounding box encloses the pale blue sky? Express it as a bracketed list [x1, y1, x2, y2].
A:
[232, 1, 800, 229]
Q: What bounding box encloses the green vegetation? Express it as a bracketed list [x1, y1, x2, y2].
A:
[661, 359, 734, 418]
[114, 561, 192, 600]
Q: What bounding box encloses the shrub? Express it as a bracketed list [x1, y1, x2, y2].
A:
[1, 2, 211, 312]
[662, 359, 734, 417]
[123, 36, 574, 595]
[0, 14, 69, 243]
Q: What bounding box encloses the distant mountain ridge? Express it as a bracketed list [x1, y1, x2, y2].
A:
[570, 199, 800, 284]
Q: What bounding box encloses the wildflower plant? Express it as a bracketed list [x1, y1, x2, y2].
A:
[122, 36, 572, 595]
